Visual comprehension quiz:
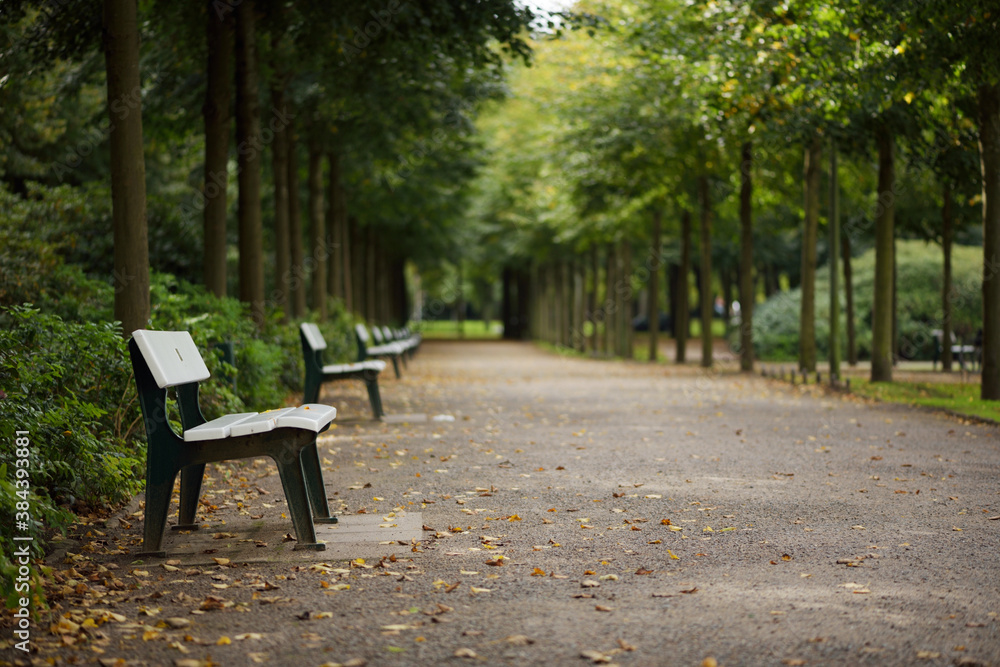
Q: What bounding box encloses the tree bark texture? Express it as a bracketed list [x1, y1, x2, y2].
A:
[739, 141, 754, 372]
[942, 183, 954, 372]
[235, 0, 265, 327]
[979, 82, 1000, 399]
[202, 1, 232, 298]
[104, 0, 150, 338]
[842, 231, 857, 366]
[828, 143, 841, 379]
[649, 209, 662, 363]
[270, 80, 290, 321]
[677, 210, 691, 363]
[287, 121, 306, 318]
[871, 125, 896, 382]
[799, 136, 821, 373]
[698, 177, 713, 368]
[307, 145, 326, 320]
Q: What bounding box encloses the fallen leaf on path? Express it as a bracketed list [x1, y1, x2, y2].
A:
[581, 650, 612, 663]
[454, 648, 478, 658]
[505, 634, 535, 645]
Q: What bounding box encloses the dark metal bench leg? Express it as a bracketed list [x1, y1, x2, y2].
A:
[390, 356, 401, 379]
[300, 440, 337, 524]
[141, 470, 176, 557]
[174, 463, 205, 530]
[273, 450, 325, 551]
[303, 373, 320, 405]
[365, 375, 384, 419]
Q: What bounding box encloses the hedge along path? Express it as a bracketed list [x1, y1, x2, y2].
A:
[33, 340, 1000, 667]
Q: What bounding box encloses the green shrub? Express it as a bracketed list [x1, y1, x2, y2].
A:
[0, 181, 202, 287]
[738, 240, 983, 362]
[0, 306, 143, 608]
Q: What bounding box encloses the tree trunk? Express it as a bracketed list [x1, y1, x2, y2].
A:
[739, 140, 754, 372]
[202, 1, 232, 298]
[799, 136, 821, 372]
[366, 225, 377, 323]
[942, 183, 954, 372]
[270, 79, 290, 321]
[341, 210, 353, 314]
[235, 0, 265, 327]
[623, 241, 633, 359]
[605, 243, 616, 355]
[892, 237, 898, 363]
[677, 210, 691, 363]
[455, 260, 464, 338]
[698, 176, 713, 368]
[287, 120, 306, 318]
[307, 144, 326, 320]
[327, 152, 342, 302]
[828, 142, 841, 379]
[103, 0, 149, 338]
[978, 82, 1000, 399]
[871, 125, 895, 382]
[517, 269, 530, 340]
[573, 260, 584, 352]
[350, 216, 364, 316]
[667, 262, 678, 339]
[842, 231, 857, 366]
[561, 261, 571, 348]
[589, 244, 599, 353]
[648, 209, 662, 363]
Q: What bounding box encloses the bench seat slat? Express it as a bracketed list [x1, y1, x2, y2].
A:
[229, 407, 296, 437]
[183, 411, 259, 442]
[275, 404, 337, 431]
[368, 342, 406, 356]
[321, 360, 387, 374]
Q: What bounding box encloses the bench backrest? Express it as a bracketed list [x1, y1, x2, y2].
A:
[132, 330, 211, 389]
[355, 324, 370, 344]
[300, 323, 327, 351]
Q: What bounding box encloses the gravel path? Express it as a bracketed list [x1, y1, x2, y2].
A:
[23, 340, 1000, 667]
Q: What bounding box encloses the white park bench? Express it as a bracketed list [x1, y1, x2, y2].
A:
[300, 322, 386, 419]
[129, 329, 337, 556]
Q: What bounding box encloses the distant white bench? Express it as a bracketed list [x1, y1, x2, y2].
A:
[932, 329, 981, 372]
[379, 325, 421, 359]
[300, 323, 386, 419]
[356, 324, 406, 378]
[129, 329, 338, 556]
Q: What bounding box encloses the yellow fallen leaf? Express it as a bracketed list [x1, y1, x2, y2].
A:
[470, 586, 492, 594]
[668, 550, 680, 560]
[216, 635, 231, 645]
[530, 568, 546, 577]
